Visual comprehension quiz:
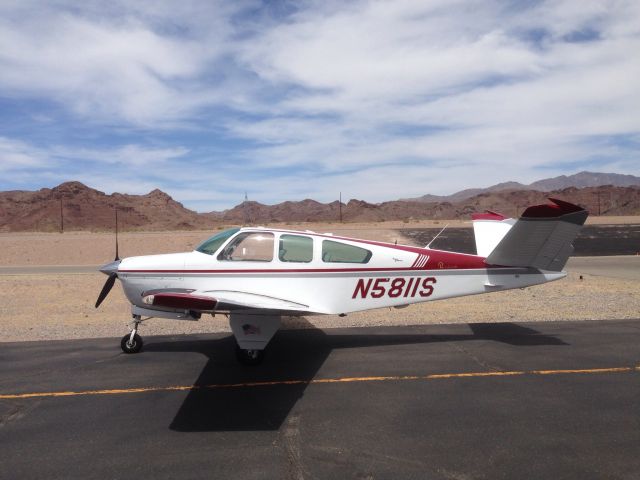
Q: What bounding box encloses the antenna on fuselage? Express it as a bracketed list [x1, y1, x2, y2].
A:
[426, 224, 449, 249]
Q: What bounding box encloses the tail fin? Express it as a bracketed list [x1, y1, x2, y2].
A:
[485, 198, 588, 271]
[472, 211, 516, 257]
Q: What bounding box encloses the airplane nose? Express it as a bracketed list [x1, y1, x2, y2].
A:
[99, 260, 121, 276]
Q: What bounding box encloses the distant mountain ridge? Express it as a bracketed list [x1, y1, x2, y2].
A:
[404, 171, 640, 203]
[1, 173, 639, 231]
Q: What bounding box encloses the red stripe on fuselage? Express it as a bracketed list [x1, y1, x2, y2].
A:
[150, 293, 217, 310]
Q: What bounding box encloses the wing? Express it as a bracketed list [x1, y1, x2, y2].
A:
[142, 289, 311, 315]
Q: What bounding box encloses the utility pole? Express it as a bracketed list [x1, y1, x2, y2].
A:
[115, 207, 119, 260]
[243, 192, 249, 226]
[339, 192, 343, 223]
[597, 191, 601, 216]
[60, 197, 64, 233]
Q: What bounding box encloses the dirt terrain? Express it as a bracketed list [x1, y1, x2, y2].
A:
[0, 225, 415, 266]
[0, 266, 638, 342]
[1, 217, 638, 266]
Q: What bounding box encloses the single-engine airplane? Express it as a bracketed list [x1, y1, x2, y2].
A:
[95, 198, 587, 365]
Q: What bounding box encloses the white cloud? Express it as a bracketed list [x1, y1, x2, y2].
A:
[0, 1, 246, 125]
[53, 144, 190, 166]
[227, 0, 640, 191]
[0, 0, 639, 209]
[0, 137, 48, 172]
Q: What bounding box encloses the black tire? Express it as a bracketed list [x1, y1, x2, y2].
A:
[121, 333, 143, 354]
[235, 345, 265, 366]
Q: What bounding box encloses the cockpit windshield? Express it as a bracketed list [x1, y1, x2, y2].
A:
[195, 228, 240, 255]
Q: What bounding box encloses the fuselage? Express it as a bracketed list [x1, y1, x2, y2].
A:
[114, 227, 565, 316]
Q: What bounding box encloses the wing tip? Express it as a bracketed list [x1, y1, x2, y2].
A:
[522, 198, 588, 221]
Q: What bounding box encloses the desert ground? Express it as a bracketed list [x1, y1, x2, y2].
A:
[1, 220, 639, 342]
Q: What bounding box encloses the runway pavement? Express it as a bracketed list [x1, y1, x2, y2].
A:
[1, 320, 639, 479]
[566, 256, 640, 281]
[0, 264, 98, 275]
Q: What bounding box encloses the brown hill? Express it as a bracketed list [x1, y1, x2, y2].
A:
[1, 182, 639, 232]
[0, 181, 216, 232]
[221, 186, 640, 224]
[435, 186, 640, 218]
[216, 186, 640, 223]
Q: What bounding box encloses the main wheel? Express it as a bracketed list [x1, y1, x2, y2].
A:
[121, 333, 143, 354]
[235, 345, 265, 366]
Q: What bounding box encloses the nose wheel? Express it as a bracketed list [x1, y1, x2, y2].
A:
[121, 315, 144, 354]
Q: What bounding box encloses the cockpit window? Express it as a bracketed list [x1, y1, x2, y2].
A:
[218, 232, 274, 262]
[195, 228, 240, 255]
[322, 240, 372, 263]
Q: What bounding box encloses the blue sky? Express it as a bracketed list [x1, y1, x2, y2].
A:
[0, 0, 638, 211]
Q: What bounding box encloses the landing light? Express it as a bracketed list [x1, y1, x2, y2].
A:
[143, 295, 155, 305]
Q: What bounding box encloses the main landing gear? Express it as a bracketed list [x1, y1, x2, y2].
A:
[235, 345, 265, 366]
[229, 313, 280, 366]
[121, 315, 144, 354]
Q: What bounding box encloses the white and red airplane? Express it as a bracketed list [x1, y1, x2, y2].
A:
[96, 198, 587, 365]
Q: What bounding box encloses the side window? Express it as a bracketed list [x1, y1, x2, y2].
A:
[322, 240, 372, 264]
[279, 235, 313, 263]
[217, 232, 274, 262]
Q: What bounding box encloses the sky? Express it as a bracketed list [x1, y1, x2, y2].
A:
[0, 0, 639, 211]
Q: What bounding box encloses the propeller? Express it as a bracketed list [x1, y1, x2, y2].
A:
[95, 208, 121, 308]
[95, 272, 117, 308]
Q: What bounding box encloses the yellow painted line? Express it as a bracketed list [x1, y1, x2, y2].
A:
[532, 367, 633, 375]
[426, 371, 526, 379]
[312, 375, 421, 384]
[0, 366, 636, 400]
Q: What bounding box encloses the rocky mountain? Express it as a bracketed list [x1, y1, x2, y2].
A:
[529, 171, 640, 191]
[405, 171, 640, 203]
[218, 186, 640, 223]
[1, 179, 639, 232]
[0, 181, 216, 232]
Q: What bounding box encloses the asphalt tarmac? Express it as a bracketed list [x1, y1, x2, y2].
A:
[1, 320, 639, 479]
[0, 265, 98, 275]
[566, 256, 640, 281]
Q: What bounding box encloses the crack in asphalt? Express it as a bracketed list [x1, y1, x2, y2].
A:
[449, 342, 503, 372]
[281, 413, 307, 480]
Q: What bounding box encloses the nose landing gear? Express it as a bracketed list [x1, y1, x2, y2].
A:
[121, 315, 144, 354]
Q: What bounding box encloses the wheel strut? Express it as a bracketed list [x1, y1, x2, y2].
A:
[129, 315, 141, 343]
[121, 314, 144, 354]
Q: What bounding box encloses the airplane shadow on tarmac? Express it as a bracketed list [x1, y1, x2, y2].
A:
[143, 320, 568, 432]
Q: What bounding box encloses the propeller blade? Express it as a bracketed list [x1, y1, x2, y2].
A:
[95, 273, 117, 308]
